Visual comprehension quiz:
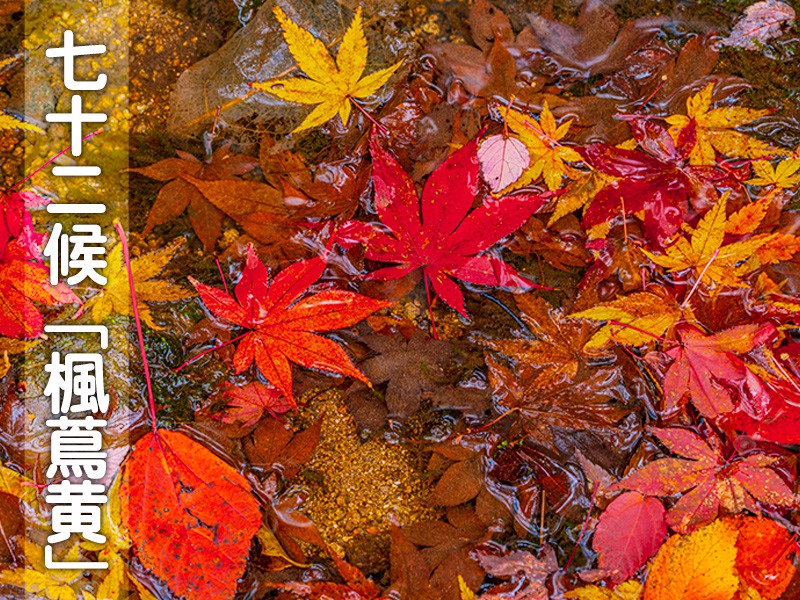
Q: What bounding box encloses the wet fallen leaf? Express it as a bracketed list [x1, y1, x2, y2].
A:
[566, 580, 644, 600]
[76, 239, 194, 329]
[642, 193, 792, 288]
[478, 134, 531, 193]
[746, 158, 800, 188]
[0, 540, 84, 600]
[616, 427, 795, 533]
[215, 381, 291, 426]
[130, 144, 258, 252]
[643, 518, 739, 600]
[120, 429, 261, 600]
[252, 7, 402, 133]
[483, 294, 592, 388]
[486, 354, 630, 446]
[665, 83, 783, 166]
[270, 547, 383, 599]
[244, 415, 322, 480]
[189, 246, 390, 406]
[499, 101, 582, 193]
[733, 516, 796, 600]
[591, 491, 667, 584]
[662, 322, 777, 418]
[347, 332, 488, 419]
[569, 288, 682, 351]
[720, 0, 796, 51]
[338, 133, 549, 316]
[473, 543, 558, 600]
[527, 0, 665, 77]
[0, 231, 78, 339]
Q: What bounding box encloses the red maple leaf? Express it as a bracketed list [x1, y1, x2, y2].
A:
[189, 246, 390, 406]
[662, 322, 777, 419]
[337, 134, 549, 316]
[215, 381, 292, 426]
[719, 368, 800, 446]
[580, 119, 737, 247]
[114, 221, 262, 600]
[615, 427, 795, 533]
[0, 192, 77, 338]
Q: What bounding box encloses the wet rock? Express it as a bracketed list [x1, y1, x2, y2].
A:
[167, 0, 415, 136]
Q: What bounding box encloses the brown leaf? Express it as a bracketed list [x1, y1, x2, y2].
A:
[130, 143, 258, 252]
[430, 453, 483, 507]
[526, 0, 665, 76]
[390, 525, 434, 600]
[346, 332, 489, 419]
[474, 544, 558, 600]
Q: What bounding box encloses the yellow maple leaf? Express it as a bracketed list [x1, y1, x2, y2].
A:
[665, 82, 784, 166]
[565, 580, 644, 600]
[0, 540, 84, 600]
[724, 197, 771, 235]
[252, 7, 402, 133]
[0, 463, 38, 505]
[643, 519, 739, 600]
[570, 288, 682, 351]
[746, 158, 800, 188]
[642, 193, 785, 288]
[78, 239, 194, 329]
[0, 112, 43, 134]
[547, 165, 612, 226]
[458, 575, 477, 600]
[502, 101, 583, 193]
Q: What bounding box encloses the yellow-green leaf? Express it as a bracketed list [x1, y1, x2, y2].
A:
[78, 239, 194, 329]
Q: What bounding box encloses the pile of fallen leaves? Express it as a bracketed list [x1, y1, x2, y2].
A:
[2, 0, 800, 599]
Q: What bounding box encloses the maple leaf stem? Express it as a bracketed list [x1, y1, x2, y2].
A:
[458, 407, 519, 438]
[5, 128, 103, 194]
[767, 533, 800, 571]
[0, 516, 16, 564]
[423, 275, 439, 340]
[350, 99, 388, 135]
[172, 332, 249, 374]
[115, 221, 159, 433]
[480, 292, 531, 334]
[682, 248, 720, 309]
[539, 488, 546, 547]
[639, 75, 668, 108]
[522, 118, 560, 147]
[564, 480, 599, 572]
[214, 256, 230, 295]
